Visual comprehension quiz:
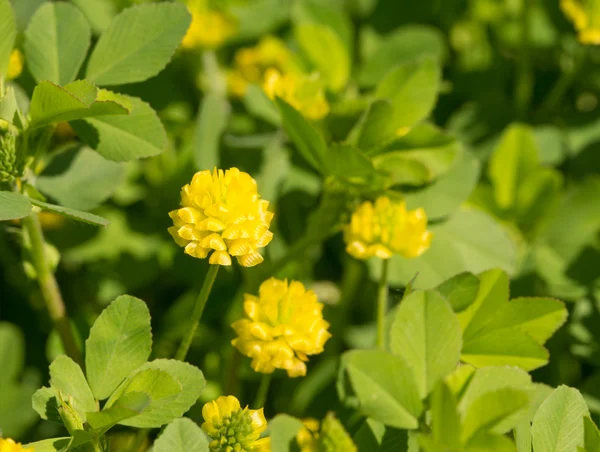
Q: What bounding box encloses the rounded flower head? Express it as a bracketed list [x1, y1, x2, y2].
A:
[0, 438, 33, 452]
[263, 69, 329, 120]
[344, 196, 432, 260]
[201, 395, 270, 452]
[168, 168, 274, 267]
[7, 49, 24, 80]
[182, 0, 236, 49]
[561, 0, 600, 44]
[231, 278, 331, 377]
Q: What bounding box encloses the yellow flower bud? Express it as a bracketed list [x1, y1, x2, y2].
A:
[344, 196, 433, 260]
[168, 168, 274, 267]
[263, 68, 329, 120]
[181, 0, 236, 49]
[7, 49, 24, 80]
[561, 0, 600, 45]
[0, 438, 33, 452]
[201, 395, 270, 451]
[231, 278, 331, 377]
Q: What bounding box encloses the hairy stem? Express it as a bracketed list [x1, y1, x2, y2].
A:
[253, 373, 272, 409]
[376, 259, 389, 349]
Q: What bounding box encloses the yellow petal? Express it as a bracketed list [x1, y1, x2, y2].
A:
[209, 250, 232, 266]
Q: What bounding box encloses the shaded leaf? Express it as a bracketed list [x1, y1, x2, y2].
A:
[29, 198, 109, 226]
[154, 418, 210, 452]
[0, 191, 32, 221]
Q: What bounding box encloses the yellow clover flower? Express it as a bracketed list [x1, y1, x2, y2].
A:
[231, 278, 331, 377]
[344, 196, 432, 260]
[182, 0, 236, 49]
[561, 0, 600, 44]
[7, 49, 24, 80]
[202, 395, 270, 452]
[168, 168, 273, 267]
[263, 68, 329, 120]
[297, 418, 320, 452]
[0, 438, 33, 452]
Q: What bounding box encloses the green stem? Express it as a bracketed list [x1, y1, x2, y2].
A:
[175, 264, 220, 361]
[376, 259, 389, 349]
[22, 213, 82, 365]
[514, 0, 532, 118]
[127, 428, 149, 452]
[253, 373, 272, 409]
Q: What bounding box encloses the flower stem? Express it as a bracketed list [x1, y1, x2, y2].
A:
[514, 0, 532, 118]
[175, 264, 220, 361]
[253, 373, 272, 409]
[376, 259, 389, 349]
[22, 213, 82, 365]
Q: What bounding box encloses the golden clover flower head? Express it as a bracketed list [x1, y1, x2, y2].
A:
[344, 196, 432, 260]
[201, 395, 270, 452]
[297, 418, 320, 452]
[561, 0, 600, 44]
[263, 68, 329, 120]
[182, 0, 236, 49]
[7, 49, 24, 80]
[231, 278, 331, 377]
[0, 438, 33, 452]
[168, 168, 274, 267]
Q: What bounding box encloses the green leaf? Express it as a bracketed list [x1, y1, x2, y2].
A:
[430, 382, 461, 448]
[23, 2, 91, 85]
[194, 92, 229, 171]
[404, 150, 480, 220]
[85, 3, 191, 86]
[292, 0, 353, 51]
[0, 0, 16, 77]
[389, 290, 462, 397]
[106, 359, 205, 428]
[349, 99, 397, 152]
[85, 295, 152, 400]
[461, 328, 549, 371]
[70, 0, 117, 35]
[483, 297, 568, 345]
[461, 388, 530, 443]
[358, 25, 445, 87]
[154, 418, 210, 452]
[0, 322, 24, 384]
[276, 97, 327, 174]
[71, 95, 167, 161]
[37, 146, 124, 211]
[339, 349, 423, 429]
[269, 414, 304, 452]
[29, 81, 129, 128]
[0, 191, 32, 221]
[242, 84, 281, 126]
[488, 123, 539, 210]
[295, 22, 350, 92]
[24, 438, 71, 452]
[32, 387, 61, 423]
[583, 417, 600, 452]
[86, 391, 151, 432]
[532, 386, 589, 452]
[515, 167, 563, 236]
[0, 86, 19, 124]
[436, 272, 480, 313]
[320, 413, 357, 451]
[375, 58, 441, 131]
[29, 198, 109, 226]
[49, 355, 97, 421]
[326, 143, 388, 189]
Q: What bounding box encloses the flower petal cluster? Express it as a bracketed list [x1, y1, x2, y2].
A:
[7, 49, 23, 80]
[0, 438, 33, 452]
[182, 0, 236, 49]
[201, 395, 270, 452]
[561, 0, 600, 44]
[227, 36, 297, 97]
[231, 278, 331, 377]
[169, 168, 273, 267]
[344, 196, 432, 260]
[297, 418, 320, 452]
[262, 69, 329, 120]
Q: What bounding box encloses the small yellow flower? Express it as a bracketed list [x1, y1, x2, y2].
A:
[168, 168, 274, 267]
[561, 0, 600, 45]
[0, 438, 33, 452]
[263, 68, 329, 120]
[7, 49, 24, 80]
[297, 418, 320, 452]
[201, 395, 270, 452]
[231, 278, 331, 377]
[182, 0, 236, 49]
[344, 196, 432, 260]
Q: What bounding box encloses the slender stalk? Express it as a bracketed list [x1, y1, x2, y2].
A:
[175, 264, 220, 361]
[22, 213, 82, 365]
[376, 259, 389, 349]
[253, 373, 272, 409]
[514, 0, 532, 118]
[127, 428, 149, 452]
